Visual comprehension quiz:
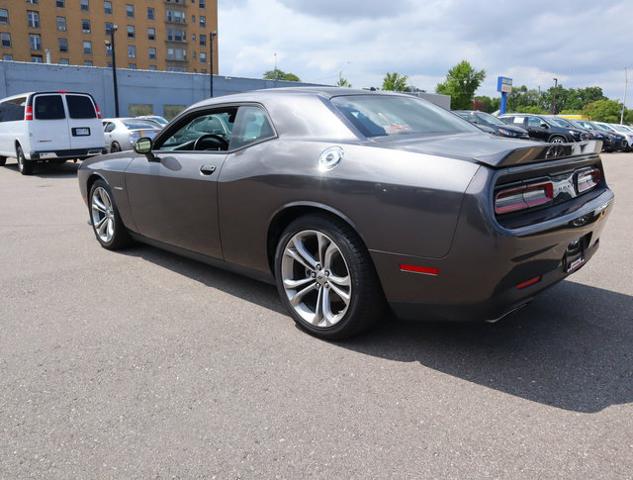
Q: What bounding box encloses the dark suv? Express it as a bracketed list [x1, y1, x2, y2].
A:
[499, 113, 590, 143]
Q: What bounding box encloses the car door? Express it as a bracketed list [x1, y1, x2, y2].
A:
[63, 93, 104, 150]
[30, 94, 71, 153]
[125, 106, 238, 259]
[525, 116, 549, 141]
[103, 121, 115, 148]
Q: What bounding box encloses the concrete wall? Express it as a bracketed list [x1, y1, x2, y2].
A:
[0, 60, 452, 117]
[0, 61, 321, 118]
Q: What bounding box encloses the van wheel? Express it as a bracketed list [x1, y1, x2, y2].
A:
[0, 156, 6, 167]
[110, 142, 121, 153]
[16, 145, 34, 176]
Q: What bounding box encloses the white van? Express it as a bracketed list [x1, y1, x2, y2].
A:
[0, 91, 106, 175]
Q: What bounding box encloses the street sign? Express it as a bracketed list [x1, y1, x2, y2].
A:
[497, 76, 513, 94]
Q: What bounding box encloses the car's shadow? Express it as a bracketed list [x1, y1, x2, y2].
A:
[123, 243, 633, 413]
[3, 159, 80, 178]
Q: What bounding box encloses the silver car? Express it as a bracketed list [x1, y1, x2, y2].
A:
[102, 118, 161, 153]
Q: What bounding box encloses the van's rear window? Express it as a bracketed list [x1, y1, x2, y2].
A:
[34, 95, 65, 120]
[67, 95, 97, 119]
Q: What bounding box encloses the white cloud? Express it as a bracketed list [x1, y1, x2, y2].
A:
[218, 0, 633, 106]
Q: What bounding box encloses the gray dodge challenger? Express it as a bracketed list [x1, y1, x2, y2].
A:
[78, 87, 614, 339]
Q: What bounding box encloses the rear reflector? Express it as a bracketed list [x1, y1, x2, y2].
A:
[495, 181, 553, 215]
[516, 275, 542, 290]
[399, 264, 440, 276]
[576, 167, 601, 193]
[24, 105, 33, 121]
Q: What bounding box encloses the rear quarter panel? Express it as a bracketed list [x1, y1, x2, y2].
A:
[218, 139, 480, 275]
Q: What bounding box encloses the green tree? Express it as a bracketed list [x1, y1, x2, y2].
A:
[583, 99, 623, 122]
[337, 75, 352, 88]
[472, 95, 500, 113]
[382, 72, 409, 92]
[263, 68, 301, 82]
[435, 60, 486, 110]
[507, 85, 544, 112]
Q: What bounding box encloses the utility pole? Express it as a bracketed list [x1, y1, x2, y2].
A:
[621, 67, 628, 125]
[551, 77, 558, 114]
[209, 31, 217, 98]
[105, 25, 119, 117]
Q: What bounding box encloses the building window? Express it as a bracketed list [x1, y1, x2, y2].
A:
[27, 11, 40, 28]
[191, 15, 196, 24]
[59, 58, 69, 64]
[104, 1, 112, 15]
[126, 4, 134, 17]
[147, 27, 156, 40]
[128, 45, 136, 58]
[127, 25, 135, 38]
[58, 37, 68, 52]
[82, 19, 91, 33]
[56, 16, 66, 31]
[27, 0, 39, 4]
[200, 16, 206, 27]
[84, 60, 93, 66]
[31, 55, 43, 63]
[167, 29, 185, 42]
[200, 0, 206, 7]
[105, 22, 113, 34]
[56, 0, 65, 7]
[81, 0, 89, 11]
[147, 7, 155, 20]
[166, 10, 186, 24]
[199, 34, 206, 46]
[128, 63, 136, 69]
[166, 47, 186, 61]
[0, 9, 8, 25]
[105, 43, 112, 56]
[1, 32, 11, 48]
[148, 47, 156, 60]
[83, 40, 92, 54]
[200, 51, 207, 63]
[29, 34, 41, 51]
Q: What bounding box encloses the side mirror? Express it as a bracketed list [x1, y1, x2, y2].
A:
[134, 137, 153, 154]
[541, 123, 549, 129]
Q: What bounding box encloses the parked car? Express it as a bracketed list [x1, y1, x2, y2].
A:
[499, 113, 590, 143]
[568, 120, 621, 152]
[591, 122, 627, 151]
[136, 115, 169, 128]
[102, 118, 162, 152]
[0, 91, 106, 175]
[454, 110, 530, 139]
[78, 88, 613, 340]
[606, 123, 633, 151]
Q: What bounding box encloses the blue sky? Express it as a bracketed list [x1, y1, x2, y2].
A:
[218, 0, 632, 106]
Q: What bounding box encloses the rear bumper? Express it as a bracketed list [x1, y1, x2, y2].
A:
[371, 171, 614, 323]
[29, 148, 106, 161]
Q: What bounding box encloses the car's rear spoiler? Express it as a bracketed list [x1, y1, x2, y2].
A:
[474, 140, 603, 168]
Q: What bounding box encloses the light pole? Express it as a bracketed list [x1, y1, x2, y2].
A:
[104, 24, 119, 117]
[551, 77, 558, 114]
[209, 31, 217, 98]
[621, 67, 629, 125]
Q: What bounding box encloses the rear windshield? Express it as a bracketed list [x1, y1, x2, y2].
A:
[34, 95, 65, 120]
[66, 95, 96, 119]
[331, 95, 476, 137]
[123, 120, 158, 130]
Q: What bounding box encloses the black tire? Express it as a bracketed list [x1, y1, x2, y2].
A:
[274, 214, 385, 340]
[0, 156, 6, 167]
[88, 179, 132, 250]
[549, 135, 566, 144]
[110, 141, 121, 153]
[16, 144, 34, 175]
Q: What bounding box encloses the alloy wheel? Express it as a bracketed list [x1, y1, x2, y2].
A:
[281, 230, 352, 328]
[91, 186, 115, 243]
[551, 137, 565, 144]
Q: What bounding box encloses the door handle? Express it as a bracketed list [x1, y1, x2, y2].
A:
[200, 164, 216, 175]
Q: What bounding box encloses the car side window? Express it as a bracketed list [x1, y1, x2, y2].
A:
[229, 106, 275, 150]
[157, 107, 237, 152]
[513, 117, 525, 126]
[104, 122, 115, 132]
[526, 117, 542, 128]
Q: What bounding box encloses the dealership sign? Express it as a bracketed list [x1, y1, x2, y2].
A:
[497, 76, 513, 94]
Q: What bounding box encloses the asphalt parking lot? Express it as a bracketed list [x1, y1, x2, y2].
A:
[1, 154, 632, 479]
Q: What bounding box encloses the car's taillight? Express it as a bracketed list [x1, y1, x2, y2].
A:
[495, 181, 554, 215]
[24, 105, 33, 121]
[576, 167, 601, 193]
[94, 102, 102, 119]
